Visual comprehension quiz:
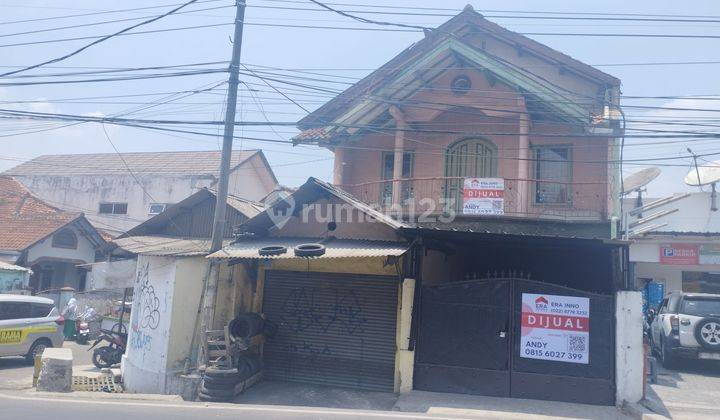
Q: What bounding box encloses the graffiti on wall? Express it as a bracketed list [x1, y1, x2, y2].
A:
[129, 263, 159, 352]
[279, 287, 368, 336]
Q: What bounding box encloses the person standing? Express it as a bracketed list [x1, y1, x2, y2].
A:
[62, 297, 77, 339]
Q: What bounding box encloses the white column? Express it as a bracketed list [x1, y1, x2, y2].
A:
[517, 97, 530, 216]
[615, 290, 644, 405]
[395, 278, 415, 393]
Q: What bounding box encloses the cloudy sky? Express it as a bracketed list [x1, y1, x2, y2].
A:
[1, 0, 720, 196]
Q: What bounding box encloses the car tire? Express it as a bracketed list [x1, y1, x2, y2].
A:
[694, 317, 720, 351]
[25, 339, 51, 363]
[660, 338, 676, 369]
[202, 375, 240, 389]
[200, 385, 237, 398]
[204, 366, 238, 379]
[198, 391, 233, 402]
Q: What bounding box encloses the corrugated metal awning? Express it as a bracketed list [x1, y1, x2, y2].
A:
[113, 236, 230, 257]
[208, 237, 409, 260]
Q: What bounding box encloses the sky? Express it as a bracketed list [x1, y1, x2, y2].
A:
[2, 0, 720, 197]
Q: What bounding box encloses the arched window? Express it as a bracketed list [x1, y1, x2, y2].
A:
[444, 138, 498, 211]
[52, 228, 77, 249]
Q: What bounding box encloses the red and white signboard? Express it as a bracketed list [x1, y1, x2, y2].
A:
[659, 243, 699, 265]
[520, 293, 590, 364]
[462, 178, 504, 215]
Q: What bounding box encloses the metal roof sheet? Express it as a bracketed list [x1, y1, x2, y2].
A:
[0, 261, 32, 273]
[112, 235, 230, 257]
[208, 237, 409, 260]
[4, 150, 259, 176]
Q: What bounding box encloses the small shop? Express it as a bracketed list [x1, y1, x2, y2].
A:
[632, 235, 720, 295]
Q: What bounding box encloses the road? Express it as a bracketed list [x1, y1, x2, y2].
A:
[647, 358, 720, 419]
[0, 340, 94, 389]
[0, 392, 444, 420]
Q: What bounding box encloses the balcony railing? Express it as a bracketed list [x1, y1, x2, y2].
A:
[338, 177, 608, 221]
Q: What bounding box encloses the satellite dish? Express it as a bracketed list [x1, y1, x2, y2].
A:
[684, 159, 720, 211]
[623, 167, 661, 194]
[623, 167, 661, 216]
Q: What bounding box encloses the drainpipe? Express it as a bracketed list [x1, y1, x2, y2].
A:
[517, 97, 530, 216]
[389, 106, 406, 209]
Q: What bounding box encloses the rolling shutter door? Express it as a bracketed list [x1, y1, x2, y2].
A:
[262, 270, 398, 392]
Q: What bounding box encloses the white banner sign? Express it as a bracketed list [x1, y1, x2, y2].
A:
[462, 178, 504, 215]
[520, 293, 590, 364]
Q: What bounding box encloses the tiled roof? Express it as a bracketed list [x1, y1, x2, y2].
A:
[4, 150, 260, 176]
[0, 176, 81, 251]
[292, 127, 334, 143]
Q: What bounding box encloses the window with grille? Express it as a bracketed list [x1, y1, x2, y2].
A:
[381, 152, 414, 204]
[534, 146, 572, 205]
[99, 202, 128, 215]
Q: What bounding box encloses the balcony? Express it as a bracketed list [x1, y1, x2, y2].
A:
[338, 177, 608, 222]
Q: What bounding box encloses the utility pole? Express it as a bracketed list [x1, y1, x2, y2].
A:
[195, 0, 246, 368]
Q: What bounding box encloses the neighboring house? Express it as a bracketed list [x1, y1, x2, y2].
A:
[0, 176, 106, 293]
[0, 261, 32, 294]
[628, 192, 720, 294]
[294, 5, 623, 234]
[101, 188, 264, 395]
[4, 150, 278, 235]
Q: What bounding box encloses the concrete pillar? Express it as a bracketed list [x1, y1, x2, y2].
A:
[333, 147, 346, 185]
[389, 106, 406, 208]
[395, 278, 415, 393]
[615, 290, 644, 405]
[36, 348, 73, 393]
[517, 96, 530, 216]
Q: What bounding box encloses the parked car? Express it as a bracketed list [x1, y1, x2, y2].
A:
[0, 295, 65, 362]
[650, 292, 720, 367]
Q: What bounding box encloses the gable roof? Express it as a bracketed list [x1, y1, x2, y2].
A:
[295, 6, 619, 141]
[238, 177, 406, 236]
[121, 188, 265, 238]
[0, 176, 104, 251]
[4, 150, 261, 176]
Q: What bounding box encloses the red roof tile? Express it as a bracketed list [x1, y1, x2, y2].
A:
[0, 176, 80, 251]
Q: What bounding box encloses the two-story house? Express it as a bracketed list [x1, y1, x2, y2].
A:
[5, 150, 278, 236]
[294, 6, 622, 233]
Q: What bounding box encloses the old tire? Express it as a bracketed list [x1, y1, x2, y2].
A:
[694, 317, 720, 351]
[198, 391, 233, 402]
[92, 347, 113, 369]
[228, 313, 264, 340]
[202, 375, 240, 389]
[293, 243, 326, 257]
[200, 385, 237, 398]
[25, 339, 51, 363]
[204, 366, 238, 378]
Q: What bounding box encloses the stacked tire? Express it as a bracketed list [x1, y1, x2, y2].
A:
[199, 366, 241, 402]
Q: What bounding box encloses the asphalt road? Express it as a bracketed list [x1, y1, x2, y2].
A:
[0, 340, 94, 389]
[648, 358, 720, 419]
[0, 392, 442, 420]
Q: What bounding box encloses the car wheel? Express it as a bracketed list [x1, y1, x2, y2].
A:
[25, 339, 51, 363]
[694, 317, 720, 351]
[660, 338, 676, 369]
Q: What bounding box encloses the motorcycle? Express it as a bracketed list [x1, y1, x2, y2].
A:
[88, 328, 127, 369]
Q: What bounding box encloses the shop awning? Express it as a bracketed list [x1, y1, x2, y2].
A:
[207, 237, 409, 260]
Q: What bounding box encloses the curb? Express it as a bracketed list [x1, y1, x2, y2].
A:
[621, 401, 670, 420]
[29, 389, 184, 402]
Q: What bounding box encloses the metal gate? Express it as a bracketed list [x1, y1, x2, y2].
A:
[262, 270, 398, 392]
[414, 278, 615, 405]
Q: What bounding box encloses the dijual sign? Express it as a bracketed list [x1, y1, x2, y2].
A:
[520, 293, 590, 364]
[462, 178, 504, 215]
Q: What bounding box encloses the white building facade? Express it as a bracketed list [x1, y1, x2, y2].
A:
[5, 150, 277, 235]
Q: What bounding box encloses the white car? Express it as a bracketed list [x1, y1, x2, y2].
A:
[650, 292, 720, 367]
[0, 295, 65, 362]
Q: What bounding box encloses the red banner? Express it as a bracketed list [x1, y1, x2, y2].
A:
[660, 243, 699, 265]
[463, 189, 504, 199]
